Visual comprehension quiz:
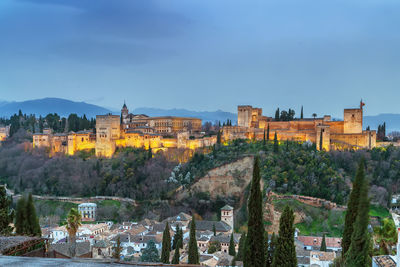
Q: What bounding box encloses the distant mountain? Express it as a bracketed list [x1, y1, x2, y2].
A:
[364, 114, 400, 133]
[133, 107, 237, 124]
[0, 98, 112, 118]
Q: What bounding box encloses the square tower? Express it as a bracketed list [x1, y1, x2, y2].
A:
[221, 205, 234, 232]
[96, 114, 120, 157]
[238, 106, 253, 128]
[344, 108, 363, 134]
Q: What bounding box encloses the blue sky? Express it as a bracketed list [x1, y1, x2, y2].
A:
[1, 0, 399, 117]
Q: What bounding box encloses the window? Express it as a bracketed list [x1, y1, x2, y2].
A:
[98, 248, 102, 255]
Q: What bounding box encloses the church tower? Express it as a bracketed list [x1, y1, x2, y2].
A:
[221, 205, 234, 233]
[121, 101, 129, 125]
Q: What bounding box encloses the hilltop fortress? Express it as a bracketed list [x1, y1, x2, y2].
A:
[33, 103, 215, 157]
[223, 101, 376, 151]
[32, 101, 376, 156]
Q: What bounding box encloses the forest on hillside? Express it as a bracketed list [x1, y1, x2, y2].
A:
[0, 129, 398, 219]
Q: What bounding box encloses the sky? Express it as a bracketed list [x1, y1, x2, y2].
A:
[0, 0, 400, 117]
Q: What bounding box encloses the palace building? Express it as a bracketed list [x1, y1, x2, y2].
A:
[223, 101, 376, 151]
[32, 101, 376, 157]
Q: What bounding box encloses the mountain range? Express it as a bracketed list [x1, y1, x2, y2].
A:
[0, 98, 397, 131]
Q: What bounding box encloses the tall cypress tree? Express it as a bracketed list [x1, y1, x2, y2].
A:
[275, 108, 280, 121]
[188, 216, 199, 264]
[342, 159, 365, 255]
[217, 130, 222, 145]
[300, 106, 304, 119]
[244, 157, 265, 267]
[267, 124, 270, 141]
[272, 206, 297, 267]
[172, 239, 181, 264]
[15, 196, 27, 235]
[236, 233, 246, 261]
[178, 227, 183, 249]
[213, 223, 216, 236]
[320, 234, 327, 252]
[172, 225, 180, 250]
[345, 176, 371, 266]
[25, 193, 41, 236]
[229, 233, 236, 256]
[273, 132, 279, 153]
[263, 129, 266, 146]
[161, 222, 171, 263]
[319, 129, 323, 151]
[0, 186, 13, 235]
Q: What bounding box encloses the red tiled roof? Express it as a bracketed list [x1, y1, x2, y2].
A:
[297, 236, 342, 248]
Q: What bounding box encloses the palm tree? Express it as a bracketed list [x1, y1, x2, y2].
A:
[312, 113, 317, 120]
[66, 208, 82, 257]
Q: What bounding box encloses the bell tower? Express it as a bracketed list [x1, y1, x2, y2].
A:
[221, 205, 234, 233]
[121, 101, 129, 125]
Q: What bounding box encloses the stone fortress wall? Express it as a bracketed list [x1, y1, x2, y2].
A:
[223, 101, 376, 151]
[32, 101, 377, 156]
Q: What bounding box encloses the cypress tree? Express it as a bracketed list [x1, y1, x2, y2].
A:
[178, 227, 183, 249]
[213, 223, 216, 236]
[25, 193, 41, 236]
[267, 124, 270, 141]
[172, 225, 180, 250]
[263, 129, 266, 146]
[300, 106, 303, 119]
[320, 234, 327, 252]
[229, 233, 236, 256]
[319, 129, 323, 151]
[342, 159, 365, 255]
[236, 233, 246, 261]
[15, 196, 27, 235]
[272, 206, 297, 267]
[188, 216, 199, 264]
[0, 186, 13, 235]
[161, 222, 171, 263]
[217, 130, 222, 145]
[244, 157, 265, 267]
[273, 132, 279, 153]
[172, 239, 181, 264]
[345, 176, 371, 266]
[275, 108, 280, 121]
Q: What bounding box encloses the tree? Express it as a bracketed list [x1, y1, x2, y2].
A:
[188, 216, 199, 264]
[374, 218, 397, 255]
[319, 129, 323, 151]
[273, 132, 279, 153]
[266, 233, 276, 267]
[263, 129, 266, 146]
[244, 157, 265, 267]
[275, 108, 280, 121]
[217, 130, 222, 145]
[208, 241, 221, 254]
[229, 233, 236, 257]
[141, 240, 160, 262]
[320, 234, 327, 252]
[15, 196, 27, 235]
[172, 239, 181, 264]
[300, 106, 304, 119]
[112, 236, 123, 260]
[0, 186, 13, 235]
[235, 233, 246, 261]
[161, 222, 171, 263]
[342, 159, 365, 255]
[267, 124, 270, 141]
[213, 223, 217, 236]
[272, 206, 297, 267]
[345, 174, 371, 266]
[312, 113, 317, 120]
[172, 225, 181, 250]
[25, 193, 41, 236]
[66, 208, 82, 257]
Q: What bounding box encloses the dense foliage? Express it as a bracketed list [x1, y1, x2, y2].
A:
[0, 186, 13, 235]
